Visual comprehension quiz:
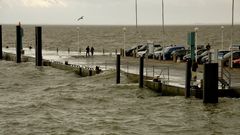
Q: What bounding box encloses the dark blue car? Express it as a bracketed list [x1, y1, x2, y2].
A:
[163, 46, 185, 60]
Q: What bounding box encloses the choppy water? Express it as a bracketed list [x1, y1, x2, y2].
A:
[2, 25, 240, 52]
[0, 60, 240, 135]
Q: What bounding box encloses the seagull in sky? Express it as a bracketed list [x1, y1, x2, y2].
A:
[77, 16, 84, 21]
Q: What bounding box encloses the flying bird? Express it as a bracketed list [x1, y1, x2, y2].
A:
[77, 16, 84, 21]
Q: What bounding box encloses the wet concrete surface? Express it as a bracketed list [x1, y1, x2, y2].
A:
[3, 48, 240, 88]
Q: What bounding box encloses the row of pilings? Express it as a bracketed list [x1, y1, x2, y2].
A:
[2, 25, 43, 65]
[116, 54, 219, 104]
[0, 25, 100, 77]
[0, 25, 219, 103]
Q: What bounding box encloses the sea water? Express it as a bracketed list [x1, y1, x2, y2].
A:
[2, 25, 240, 52]
[0, 60, 240, 135]
[1, 25, 240, 134]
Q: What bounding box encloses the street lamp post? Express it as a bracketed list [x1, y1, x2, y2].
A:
[135, 0, 138, 32]
[195, 27, 199, 62]
[221, 26, 224, 50]
[230, 0, 235, 68]
[123, 27, 127, 57]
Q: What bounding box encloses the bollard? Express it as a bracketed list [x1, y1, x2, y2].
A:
[203, 63, 218, 103]
[139, 56, 144, 88]
[115, 49, 117, 55]
[103, 49, 105, 55]
[185, 60, 192, 98]
[35, 26, 42, 66]
[120, 48, 122, 56]
[16, 26, 22, 63]
[0, 25, 2, 59]
[89, 69, 92, 76]
[79, 67, 82, 76]
[116, 54, 120, 84]
[173, 54, 177, 62]
[96, 66, 101, 74]
[68, 48, 70, 54]
[56, 48, 58, 54]
[65, 61, 68, 65]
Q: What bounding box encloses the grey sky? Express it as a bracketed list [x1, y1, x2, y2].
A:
[0, 0, 239, 25]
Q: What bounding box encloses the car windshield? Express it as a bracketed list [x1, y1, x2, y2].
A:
[163, 47, 170, 53]
[197, 49, 206, 55]
[154, 47, 162, 51]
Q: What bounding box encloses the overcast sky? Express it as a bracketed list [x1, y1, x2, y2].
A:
[0, 0, 239, 25]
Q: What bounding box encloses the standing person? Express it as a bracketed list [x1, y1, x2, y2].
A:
[91, 46, 94, 56]
[206, 43, 211, 63]
[192, 61, 198, 81]
[206, 43, 211, 50]
[86, 46, 90, 57]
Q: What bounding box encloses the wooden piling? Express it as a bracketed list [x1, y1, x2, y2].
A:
[139, 56, 144, 88]
[68, 48, 70, 54]
[203, 63, 218, 103]
[116, 54, 120, 84]
[35, 27, 42, 66]
[89, 69, 92, 76]
[185, 60, 192, 98]
[16, 26, 22, 63]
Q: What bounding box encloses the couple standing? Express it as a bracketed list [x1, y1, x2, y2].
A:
[86, 46, 94, 57]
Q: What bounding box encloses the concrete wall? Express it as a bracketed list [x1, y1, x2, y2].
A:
[126, 72, 186, 96]
[2, 52, 100, 77]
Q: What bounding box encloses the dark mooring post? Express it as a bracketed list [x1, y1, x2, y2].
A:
[0, 25, 2, 59]
[185, 60, 192, 98]
[203, 63, 218, 103]
[16, 26, 22, 63]
[35, 27, 42, 66]
[116, 54, 120, 84]
[139, 56, 144, 88]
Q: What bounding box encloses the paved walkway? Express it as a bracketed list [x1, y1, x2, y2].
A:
[3, 48, 240, 88]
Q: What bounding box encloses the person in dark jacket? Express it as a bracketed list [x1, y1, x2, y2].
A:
[91, 46, 94, 56]
[86, 46, 90, 57]
[192, 61, 198, 81]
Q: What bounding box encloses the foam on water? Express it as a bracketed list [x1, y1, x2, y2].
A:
[0, 60, 240, 134]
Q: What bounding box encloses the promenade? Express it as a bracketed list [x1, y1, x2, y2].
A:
[2, 48, 240, 89]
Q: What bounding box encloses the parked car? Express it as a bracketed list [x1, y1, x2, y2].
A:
[183, 49, 207, 61]
[137, 44, 148, 52]
[197, 50, 209, 64]
[223, 51, 240, 60]
[201, 55, 209, 64]
[218, 50, 230, 60]
[170, 49, 190, 60]
[222, 51, 240, 66]
[154, 50, 164, 59]
[162, 46, 185, 60]
[233, 58, 240, 64]
[125, 45, 143, 56]
[137, 43, 162, 58]
[201, 50, 230, 64]
[148, 47, 163, 58]
[136, 44, 148, 57]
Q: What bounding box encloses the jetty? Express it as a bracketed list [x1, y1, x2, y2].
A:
[1, 25, 240, 102]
